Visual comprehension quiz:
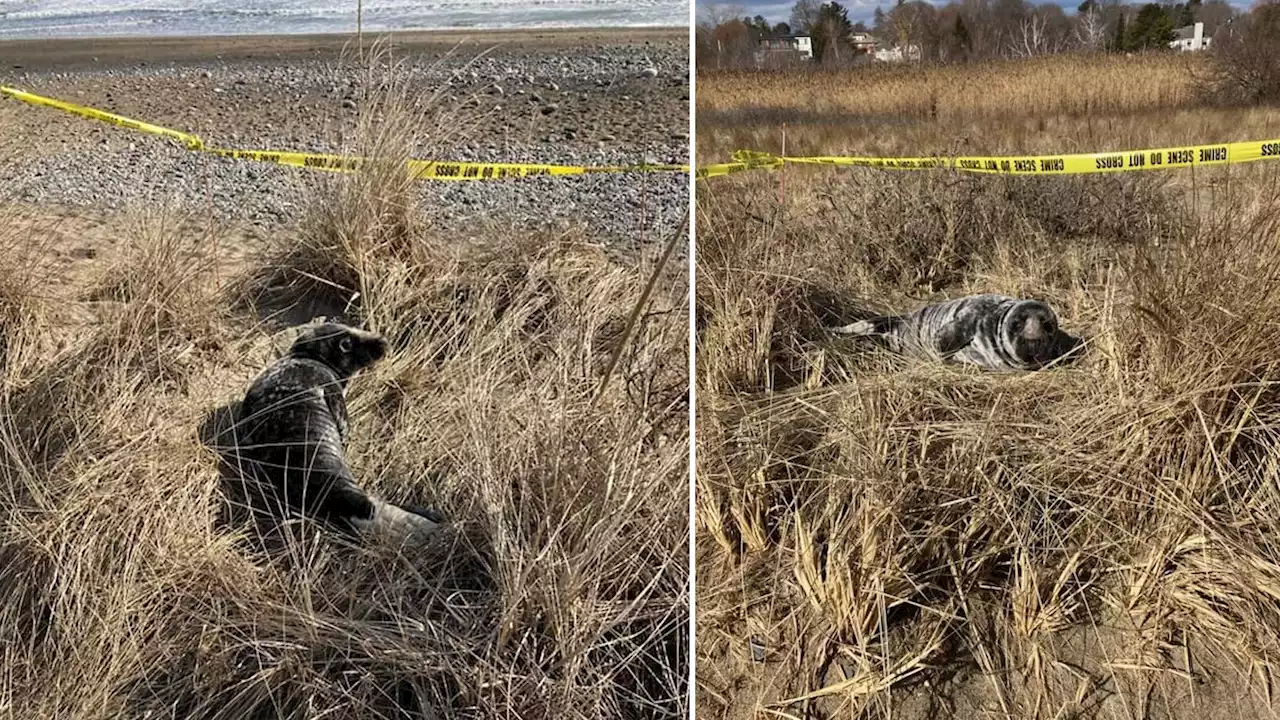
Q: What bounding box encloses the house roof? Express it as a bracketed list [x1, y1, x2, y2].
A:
[1173, 24, 1198, 40]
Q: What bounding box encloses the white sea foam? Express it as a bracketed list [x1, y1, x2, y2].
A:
[0, 0, 687, 38]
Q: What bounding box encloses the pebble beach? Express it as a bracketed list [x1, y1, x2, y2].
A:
[0, 28, 689, 249]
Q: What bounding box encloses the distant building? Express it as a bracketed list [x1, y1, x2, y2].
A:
[874, 44, 921, 62]
[849, 33, 879, 55]
[1170, 22, 1210, 51]
[757, 35, 813, 60]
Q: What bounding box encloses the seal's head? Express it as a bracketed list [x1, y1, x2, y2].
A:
[289, 322, 388, 379]
[1001, 301, 1084, 369]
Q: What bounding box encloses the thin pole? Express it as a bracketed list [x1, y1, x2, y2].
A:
[591, 207, 689, 409]
[779, 122, 787, 204]
[357, 0, 363, 60]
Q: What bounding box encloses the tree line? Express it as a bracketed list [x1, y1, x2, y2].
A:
[697, 0, 1244, 67]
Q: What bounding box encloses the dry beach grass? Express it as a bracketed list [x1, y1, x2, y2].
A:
[696, 55, 1280, 719]
[697, 53, 1280, 164]
[0, 44, 689, 720]
[697, 53, 1199, 122]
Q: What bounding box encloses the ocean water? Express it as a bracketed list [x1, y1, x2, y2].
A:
[0, 0, 688, 38]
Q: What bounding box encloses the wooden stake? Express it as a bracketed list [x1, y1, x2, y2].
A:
[779, 122, 787, 204]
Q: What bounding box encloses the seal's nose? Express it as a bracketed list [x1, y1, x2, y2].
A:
[1023, 316, 1046, 340]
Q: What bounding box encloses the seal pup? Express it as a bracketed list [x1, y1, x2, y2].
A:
[231, 321, 443, 546]
[829, 294, 1084, 371]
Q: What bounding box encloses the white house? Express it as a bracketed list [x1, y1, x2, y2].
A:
[874, 44, 921, 62]
[793, 35, 813, 58]
[758, 35, 813, 60]
[849, 32, 879, 55]
[1170, 22, 1211, 51]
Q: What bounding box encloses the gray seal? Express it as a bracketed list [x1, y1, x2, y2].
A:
[231, 322, 443, 545]
[829, 294, 1084, 371]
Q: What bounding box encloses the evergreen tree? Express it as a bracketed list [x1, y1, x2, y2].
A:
[1113, 12, 1128, 50]
[812, 1, 854, 62]
[1127, 3, 1175, 49]
[743, 14, 772, 37]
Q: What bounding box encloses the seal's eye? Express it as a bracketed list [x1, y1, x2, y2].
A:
[338, 337, 353, 354]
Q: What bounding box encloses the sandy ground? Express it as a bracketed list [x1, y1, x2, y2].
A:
[7, 205, 259, 300]
[0, 27, 685, 69]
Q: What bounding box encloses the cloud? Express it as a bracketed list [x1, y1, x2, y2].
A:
[698, 1, 794, 23]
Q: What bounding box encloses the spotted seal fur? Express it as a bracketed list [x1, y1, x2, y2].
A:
[829, 294, 1084, 371]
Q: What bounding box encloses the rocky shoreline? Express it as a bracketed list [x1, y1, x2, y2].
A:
[0, 29, 689, 247]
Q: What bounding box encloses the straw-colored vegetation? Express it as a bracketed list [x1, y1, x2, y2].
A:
[0, 51, 688, 719]
[696, 56, 1280, 720]
[699, 52, 1200, 123]
[696, 52, 1280, 164]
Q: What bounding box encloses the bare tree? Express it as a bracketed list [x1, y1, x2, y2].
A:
[698, 2, 747, 29]
[695, 4, 751, 70]
[1009, 5, 1070, 56]
[1207, 3, 1280, 104]
[1010, 13, 1049, 55]
[1198, 0, 1237, 35]
[884, 0, 940, 61]
[1074, 6, 1108, 49]
[789, 0, 823, 33]
[891, 3, 919, 54]
[991, 0, 1030, 55]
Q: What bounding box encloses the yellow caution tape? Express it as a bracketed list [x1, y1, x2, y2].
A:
[1, 85, 690, 180]
[956, 140, 1280, 173]
[695, 150, 784, 179]
[208, 148, 688, 180]
[700, 140, 1280, 178]
[783, 155, 948, 170]
[695, 162, 751, 179]
[1, 85, 207, 150]
[19, 84, 1273, 181]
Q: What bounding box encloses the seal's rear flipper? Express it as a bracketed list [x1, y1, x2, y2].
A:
[828, 316, 899, 337]
[403, 503, 447, 525]
[352, 498, 444, 547]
